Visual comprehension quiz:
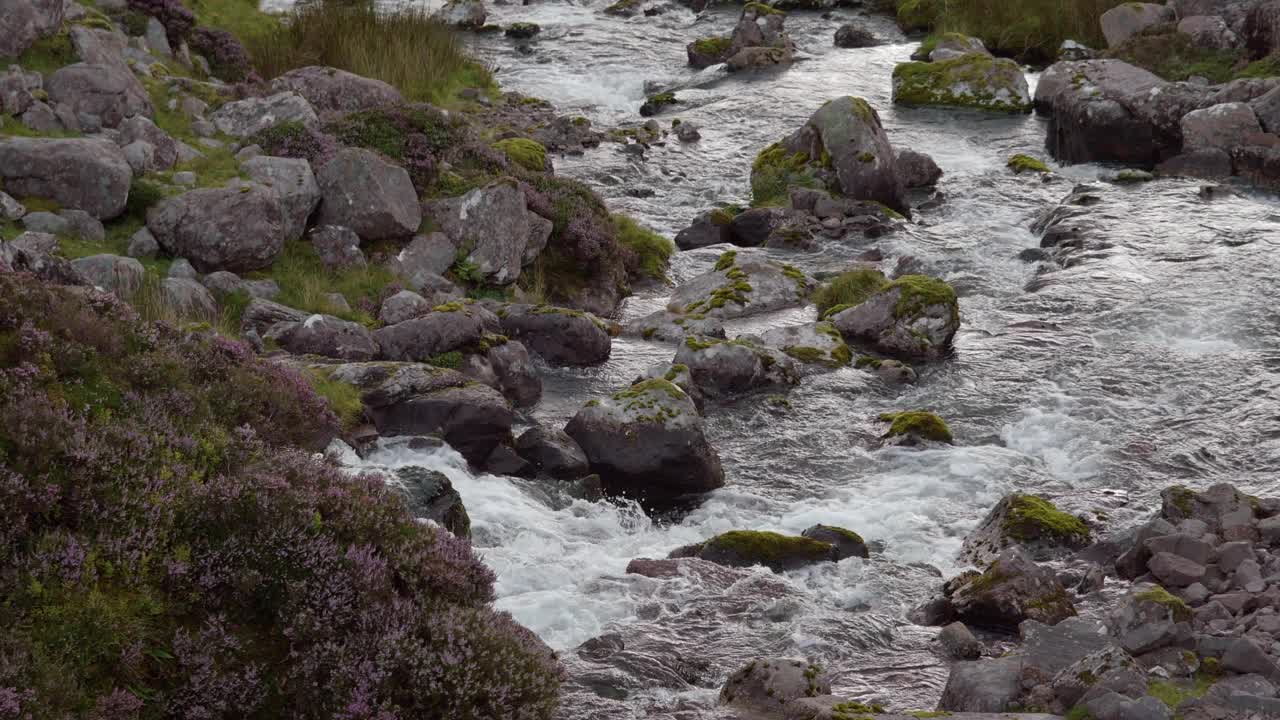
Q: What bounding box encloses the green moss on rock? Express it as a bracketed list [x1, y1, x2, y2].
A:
[892, 54, 1031, 113]
[750, 142, 819, 207]
[692, 35, 733, 57]
[879, 410, 953, 443]
[1135, 585, 1193, 624]
[814, 267, 889, 317]
[1008, 153, 1050, 174]
[492, 137, 547, 171]
[1002, 494, 1091, 546]
[699, 530, 833, 572]
[886, 274, 958, 321]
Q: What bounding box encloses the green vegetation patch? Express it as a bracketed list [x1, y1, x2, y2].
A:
[493, 137, 547, 171]
[892, 55, 1031, 113]
[1008, 153, 1050, 174]
[304, 368, 365, 430]
[250, 240, 398, 326]
[701, 530, 831, 565]
[612, 214, 674, 282]
[814, 267, 889, 317]
[750, 142, 820, 207]
[1135, 585, 1193, 623]
[692, 35, 733, 57]
[886, 274, 958, 321]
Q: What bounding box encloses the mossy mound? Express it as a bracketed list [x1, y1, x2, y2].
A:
[879, 410, 953, 443]
[892, 54, 1032, 113]
[815, 267, 889, 318]
[688, 530, 836, 572]
[640, 91, 677, 117]
[1008, 153, 1050, 174]
[1003, 494, 1090, 546]
[1134, 585, 1193, 624]
[493, 137, 548, 172]
[750, 142, 821, 207]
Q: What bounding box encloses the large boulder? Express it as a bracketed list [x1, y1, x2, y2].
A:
[937, 656, 1023, 713]
[209, 92, 318, 138]
[564, 378, 724, 511]
[834, 23, 880, 49]
[269, 66, 403, 114]
[265, 314, 379, 361]
[315, 147, 421, 241]
[1179, 14, 1240, 49]
[0, 138, 132, 220]
[1101, 2, 1176, 47]
[515, 427, 589, 479]
[69, 254, 144, 298]
[961, 493, 1092, 565]
[1037, 59, 1207, 166]
[668, 253, 812, 321]
[624, 309, 726, 343]
[372, 303, 493, 362]
[0, 0, 63, 59]
[1180, 102, 1263, 150]
[675, 335, 801, 398]
[326, 362, 512, 465]
[146, 183, 288, 273]
[241, 155, 321, 242]
[948, 546, 1077, 631]
[674, 209, 732, 249]
[497, 304, 611, 366]
[892, 54, 1032, 113]
[719, 658, 831, 717]
[424, 182, 552, 285]
[46, 63, 152, 128]
[435, 0, 486, 28]
[757, 96, 908, 213]
[830, 274, 960, 360]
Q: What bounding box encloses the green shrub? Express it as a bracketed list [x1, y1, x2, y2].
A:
[612, 214, 674, 282]
[247, 1, 495, 104]
[254, 240, 398, 325]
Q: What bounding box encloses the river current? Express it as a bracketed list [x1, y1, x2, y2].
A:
[321, 2, 1280, 716]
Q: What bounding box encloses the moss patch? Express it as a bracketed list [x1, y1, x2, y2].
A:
[492, 137, 547, 171]
[1135, 585, 1193, 624]
[886, 275, 958, 321]
[814, 268, 889, 317]
[701, 530, 831, 566]
[892, 54, 1031, 113]
[1008, 153, 1050, 174]
[612, 213, 674, 282]
[1002, 494, 1091, 546]
[692, 35, 733, 57]
[879, 410, 953, 443]
[750, 142, 820, 207]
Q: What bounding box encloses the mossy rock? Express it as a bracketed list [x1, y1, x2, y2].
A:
[801, 524, 868, 560]
[892, 54, 1032, 113]
[879, 410, 952, 445]
[689, 530, 836, 572]
[1008, 153, 1050, 174]
[688, 35, 734, 69]
[505, 22, 541, 39]
[962, 493, 1092, 565]
[640, 91, 677, 117]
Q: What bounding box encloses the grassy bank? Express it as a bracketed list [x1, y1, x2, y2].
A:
[246, 1, 494, 105]
[889, 0, 1127, 63]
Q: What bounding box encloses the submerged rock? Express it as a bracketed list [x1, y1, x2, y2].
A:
[801, 524, 868, 560]
[674, 530, 837, 572]
[719, 658, 831, 716]
[564, 378, 724, 512]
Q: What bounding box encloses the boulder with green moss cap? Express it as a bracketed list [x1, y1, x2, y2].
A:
[668, 253, 812, 321]
[634, 361, 705, 413]
[564, 378, 724, 511]
[1158, 483, 1264, 539]
[623, 309, 726, 343]
[1109, 583, 1192, 655]
[962, 493, 1093, 565]
[677, 530, 838, 572]
[948, 545, 1077, 631]
[498, 303, 612, 366]
[724, 3, 796, 73]
[801, 524, 868, 560]
[878, 410, 952, 446]
[760, 321, 852, 368]
[892, 54, 1032, 114]
[675, 335, 801, 398]
[754, 95, 908, 213]
[919, 32, 990, 62]
[687, 35, 734, 68]
[830, 274, 959, 360]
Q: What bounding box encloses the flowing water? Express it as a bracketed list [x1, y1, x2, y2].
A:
[327, 1, 1280, 715]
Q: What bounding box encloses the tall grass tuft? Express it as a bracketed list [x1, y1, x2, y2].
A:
[247, 1, 495, 105]
[897, 0, 1129, 63]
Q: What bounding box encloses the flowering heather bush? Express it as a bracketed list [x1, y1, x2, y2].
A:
[246, 120, 340, 167]
[324, 105, 470, 192]
[126, 0, 195, 45]
[191, 27, 257, 83]
[521, 175, 632, 305]
[0, 274, 562, 718]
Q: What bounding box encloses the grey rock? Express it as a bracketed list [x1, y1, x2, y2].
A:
[939, 621, 982, 659]
[937, 655, 1022, 712]
[0, 137, 132, 219]
[270, 65, 402, 114]
[1179, 14, 1239, 49]
[926, 33, 989, 61]
[20, 100, 62, 132]
[127, 227, 159, 258]
[1222, 637, 1280, 678]
[1218, 540, 1257, 573]
[118, 115, 178, 170]
[70, 254, 144, 298]
[0, 0, 64, 59]
[241, 155, 320, 242]
[675, 335, 800, 399]
[896, 148, 943, 187]
[1100, 2, 1176, 47]
[310, 225, 366, 269]
[962, 493, 1091, 566]
[498, 303, 611, 366]
[389, 466, 469, 537]
[1052, 645, 1142, 708]
[316, 147, 421, 241]
[379, 290, 432, 325]
[759, 321, 851, 368]
[46, 62, 150, 128]
[20, 211, 69, 236]
[58, 209, 105, 242]
[147, 183, 288, 273]
[831, 277, 959, 360]
[1085, 690, 1173, 720]
[425, 181, 551, 284]
[266, 314, 379, 361]
[435, 0, 486, 28]
[564, 377, 723, 512]
[1156, 148, 1234, 180]
[834, 23, 880, 49]
[167, 258, 197, 279]
[1111, 583, 1192, 654]
[372, 304, 489, 361]
[1149, 551, 1207, 587]
[623, 309, 726, 343]
[949, 546, 1077, 631]
[0, 191, 24, 221]
[122, 140, 156, 176]
[159, 277, 216, 318]
[1250, 83, 1280, 134]
[668, 258, 811, 321]
[172, 171, 196, 186]
[674, 210, 731, 250]
[395, 232, 456, 287]
[201, 270, 244, 296]
[801, 524, 869, 560]
[718, 658, 830, 716]
[1180, 102, 1262, 150]
[242, 279, 280, 300]
[1146, 533, 1214, 565]
[240, 297, 308, 336]
[209, 92, 318, 138]
[515, 427, 589, 479]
